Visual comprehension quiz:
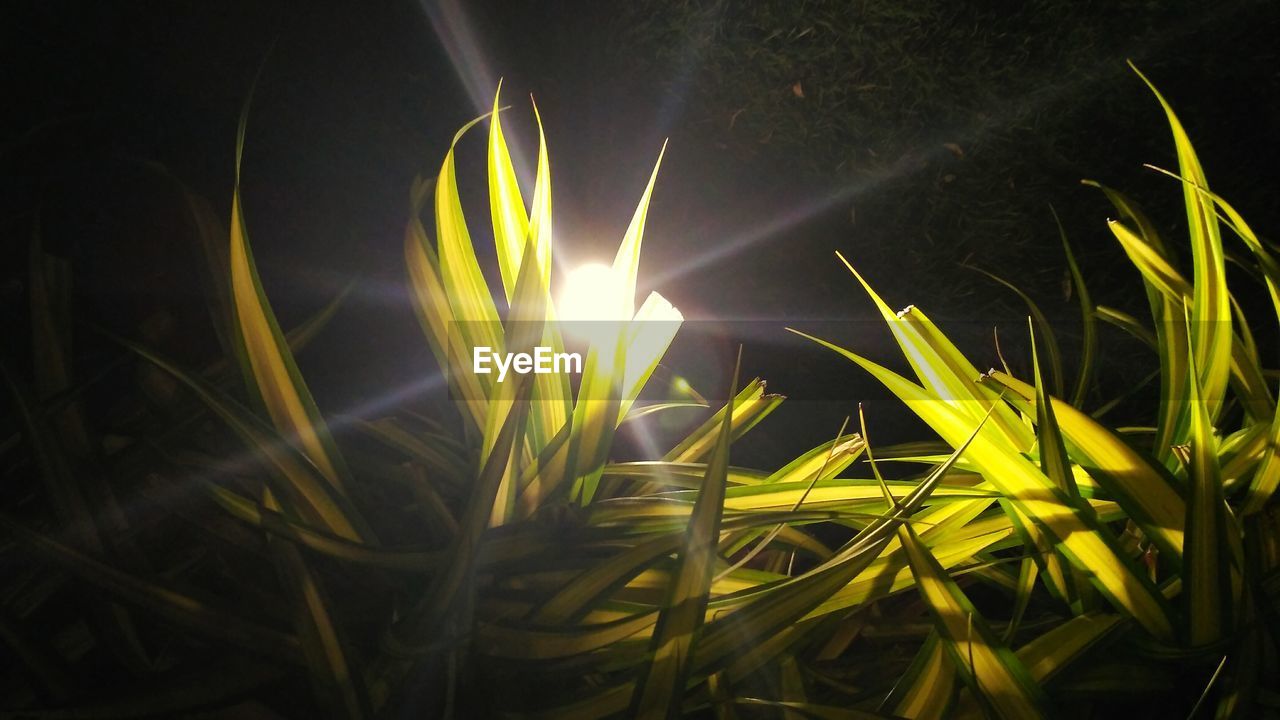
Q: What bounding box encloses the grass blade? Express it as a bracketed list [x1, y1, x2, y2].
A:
[1183, 321, 1233, 646]
[630, 352, 739, 717]
[882, 631, 954, 719]
[664, 379, 782, 464]
[897, 522, 1049, 719]
[228, 100, 353, 499]
[1132, 62, 1232, 422]
[966, 265, 1064, 398]
[437, 115, 505, 419]
[1057, 208, 1097, 408]
[487, 83, 532, 303]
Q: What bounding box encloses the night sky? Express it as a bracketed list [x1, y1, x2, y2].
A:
[5, 0, 1279, 466]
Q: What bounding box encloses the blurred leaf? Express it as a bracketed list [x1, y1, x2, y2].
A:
[0, 606, 72, 703]
[264, 488, 366, 719]
[0, 511, 301, 664]
[114, 337, 371, 541]
[532, 511, 833, 626]
[403, 373, 532, 645]
[0, 362, 151, 673]
[203, 481, 441, 572]
[0, 664, 287, 719]
[732, 698, 886, 719]
[344, 416, 469, 488]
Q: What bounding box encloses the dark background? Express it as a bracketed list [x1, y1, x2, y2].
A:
[4, 0, 1279, 467]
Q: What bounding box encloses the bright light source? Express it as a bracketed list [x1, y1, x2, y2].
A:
[558, 262, 627, 323]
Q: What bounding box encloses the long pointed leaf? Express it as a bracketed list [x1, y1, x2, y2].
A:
[630, 355, 739, 717]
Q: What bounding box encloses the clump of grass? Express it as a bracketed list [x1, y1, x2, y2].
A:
[791, 64, 1280, 716]
[2, 67, 1278, 719]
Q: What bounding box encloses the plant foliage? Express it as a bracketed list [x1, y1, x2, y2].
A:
[1, 68, 1278, 719]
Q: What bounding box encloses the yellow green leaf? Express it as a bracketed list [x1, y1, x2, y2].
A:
[228, 107, 354, 505]
[630, 356, 738, 718]
[1132, 62, 1232, 423]
[897, 522, 1049, 719]
[794, 329, 1174, 639]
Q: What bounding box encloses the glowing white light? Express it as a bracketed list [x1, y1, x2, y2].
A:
[558, 262, 627, 323]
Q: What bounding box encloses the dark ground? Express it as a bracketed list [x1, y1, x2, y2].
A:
[3, 0, 1279, 468]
